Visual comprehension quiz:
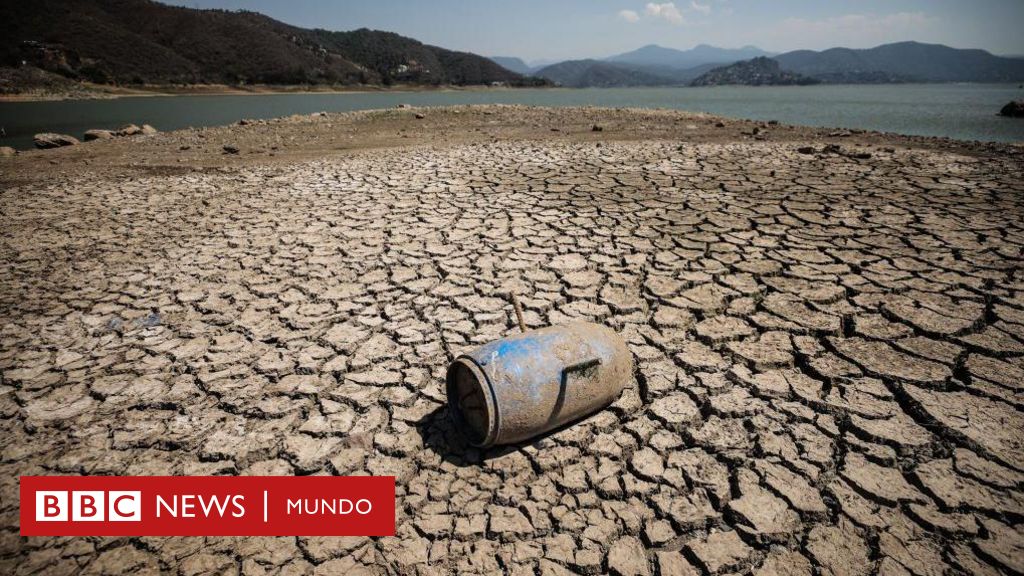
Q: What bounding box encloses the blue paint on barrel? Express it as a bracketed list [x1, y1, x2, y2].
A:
[446, 321, 633, 447]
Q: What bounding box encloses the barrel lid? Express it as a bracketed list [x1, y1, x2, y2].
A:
[446, 357, 499, 447]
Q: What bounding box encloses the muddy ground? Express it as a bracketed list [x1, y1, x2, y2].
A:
[1, 105, 1023, 575]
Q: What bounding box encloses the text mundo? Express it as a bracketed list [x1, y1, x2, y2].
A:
[35, 492, 374, 521]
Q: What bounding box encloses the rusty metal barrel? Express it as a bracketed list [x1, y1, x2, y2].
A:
[446, 322, 633, 447]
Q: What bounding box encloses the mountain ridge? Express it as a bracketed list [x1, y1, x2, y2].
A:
[775, 41, 1024, 83]
[1, 0, 546, 88]
[606, 43, 774, 69]
[488, 56, 533, 75]
[533, 41, 1024, 87]
[6, 1, 1022, 94]
[533, 60, 675, 88]
[690, 57, 820, 86]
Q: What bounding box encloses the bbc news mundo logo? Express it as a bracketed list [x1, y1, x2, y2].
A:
[21, 476, 395, 536]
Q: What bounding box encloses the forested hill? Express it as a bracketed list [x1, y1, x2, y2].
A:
[0, 0, 544, 87]
[775, 41, 1024, 83]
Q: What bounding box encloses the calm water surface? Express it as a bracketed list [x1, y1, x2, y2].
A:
[1, 83, 1023, 150]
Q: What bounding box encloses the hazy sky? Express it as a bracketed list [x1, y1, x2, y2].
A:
[163, 0, 1024, 63]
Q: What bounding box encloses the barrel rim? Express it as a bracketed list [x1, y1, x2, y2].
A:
[446, 356, 499, 448]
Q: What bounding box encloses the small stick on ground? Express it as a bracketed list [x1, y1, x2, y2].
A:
[511, 294, 526, 333]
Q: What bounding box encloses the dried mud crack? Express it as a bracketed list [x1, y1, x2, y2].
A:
[1, 105, 1023, 575]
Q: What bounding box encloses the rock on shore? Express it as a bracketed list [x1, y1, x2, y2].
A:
[999, 100, 1024, 117]
[33, 132, 79, 148]
[83, 129, 115, 141]
[83, 125, 158, 142]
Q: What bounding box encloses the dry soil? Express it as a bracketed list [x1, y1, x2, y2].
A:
[1, 105, 1023, 575]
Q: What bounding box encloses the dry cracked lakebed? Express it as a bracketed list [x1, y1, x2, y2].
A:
[1, 105, 1023, 575]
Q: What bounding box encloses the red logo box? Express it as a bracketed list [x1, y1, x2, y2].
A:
[21, 476, 395, 536]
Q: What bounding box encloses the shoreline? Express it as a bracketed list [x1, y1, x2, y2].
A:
[3, 80, 1021, 103]
[1, 84, 1020, 148]
[0, 83, 556, 103]
[2, 107, 1021, 154]
[1, 105, 1019, 180]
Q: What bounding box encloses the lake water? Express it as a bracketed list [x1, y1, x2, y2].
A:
[2, 83, 1022, 150]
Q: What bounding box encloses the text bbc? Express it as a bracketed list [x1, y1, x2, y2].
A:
[36, 491, 141, 522]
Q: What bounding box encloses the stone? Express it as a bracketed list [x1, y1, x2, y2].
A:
[83, 129, 116, 141]
[998, 100, 1024, 117]
[34, 132, 79, 148]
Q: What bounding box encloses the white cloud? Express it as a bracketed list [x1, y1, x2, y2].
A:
[770, 12, 940, 49]
[619, 0, 713, 26]
[645, 2, 684, 25]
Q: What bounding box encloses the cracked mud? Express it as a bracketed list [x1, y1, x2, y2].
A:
[1, 105, 1023, 575]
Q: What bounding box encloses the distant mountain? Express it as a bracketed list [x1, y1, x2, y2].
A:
[1, 0, 545, 87]
[775, 41, 1024, 83]
[527, 59, 560, 69]
[607, 44, 772, 69]
[690, 57, 819, 86]
[488, 56, 532, 75]
[533, 43, 776, 87]
[534, 59, 679, 87]
[535, 41, 1024, 88]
